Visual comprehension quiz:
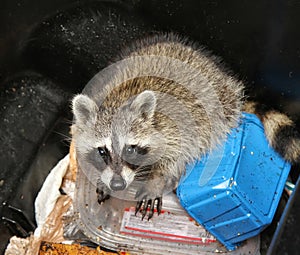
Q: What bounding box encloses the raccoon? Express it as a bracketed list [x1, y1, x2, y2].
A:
[72, 33, 300, 220]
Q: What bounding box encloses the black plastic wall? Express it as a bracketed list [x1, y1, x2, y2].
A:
[0, 0, 299, 254]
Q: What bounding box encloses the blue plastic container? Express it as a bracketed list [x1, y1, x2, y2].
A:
[177, 113, 291, 250]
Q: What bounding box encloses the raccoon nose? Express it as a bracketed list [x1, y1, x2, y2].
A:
[110, 175, 126, 191]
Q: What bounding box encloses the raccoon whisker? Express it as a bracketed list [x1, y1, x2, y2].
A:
[134, 173, 152, 181]
[135, 166, 152, 176]
[53, 130, 72, 146]
[135, 168, 151, 173]
[62, 118, 74, 125]
[134, 169, 152, 180]
[135, 166, 151, 172]
[135, 172, 151, 178]
[54, 130, 72, 140]
[134, 176, 150, 181]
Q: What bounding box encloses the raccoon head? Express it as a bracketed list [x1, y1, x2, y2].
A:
[72, 91, 164, 192]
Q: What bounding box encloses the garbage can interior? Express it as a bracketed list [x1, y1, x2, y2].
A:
[0, 1, 299, 254]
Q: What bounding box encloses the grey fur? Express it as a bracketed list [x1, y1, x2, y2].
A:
[72, 33, 299, 216]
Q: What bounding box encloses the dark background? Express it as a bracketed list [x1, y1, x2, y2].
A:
[0, 0, 299, 254]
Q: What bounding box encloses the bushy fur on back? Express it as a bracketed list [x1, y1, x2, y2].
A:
[72, 33, 300, 219]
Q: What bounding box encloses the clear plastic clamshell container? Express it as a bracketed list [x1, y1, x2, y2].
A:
[73, 163, 261, 255]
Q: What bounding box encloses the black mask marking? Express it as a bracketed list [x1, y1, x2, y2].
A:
[98, 146, 111, 165]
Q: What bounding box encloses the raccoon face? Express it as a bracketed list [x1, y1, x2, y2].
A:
[96, 143, 151, 191]
[72, 91, 163, 191]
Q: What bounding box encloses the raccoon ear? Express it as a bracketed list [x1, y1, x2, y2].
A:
[72, 94, 98, 125]
[130, 90, 156, 119]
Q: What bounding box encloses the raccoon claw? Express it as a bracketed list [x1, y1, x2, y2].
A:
[96, 188, 110, 204]
[135, 196, 162, 220]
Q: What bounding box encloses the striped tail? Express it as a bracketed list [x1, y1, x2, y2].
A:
[244, 101, 300, 164]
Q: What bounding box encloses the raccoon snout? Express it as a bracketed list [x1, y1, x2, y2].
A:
[110, 175, 127, 191]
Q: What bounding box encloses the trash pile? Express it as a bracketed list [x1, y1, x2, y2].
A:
[4, 141, 261, 255]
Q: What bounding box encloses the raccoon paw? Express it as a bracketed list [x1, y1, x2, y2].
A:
[135, 193, 162, 220]
[96, 187, 110, 204]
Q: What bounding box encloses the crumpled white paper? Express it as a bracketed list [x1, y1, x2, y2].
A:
[34, 154, 70, 237]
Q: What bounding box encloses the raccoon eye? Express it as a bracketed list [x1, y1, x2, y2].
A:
[125, 145, 149, 156]
[125, 145, 137, 155]
[98, 147, 109, 163]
